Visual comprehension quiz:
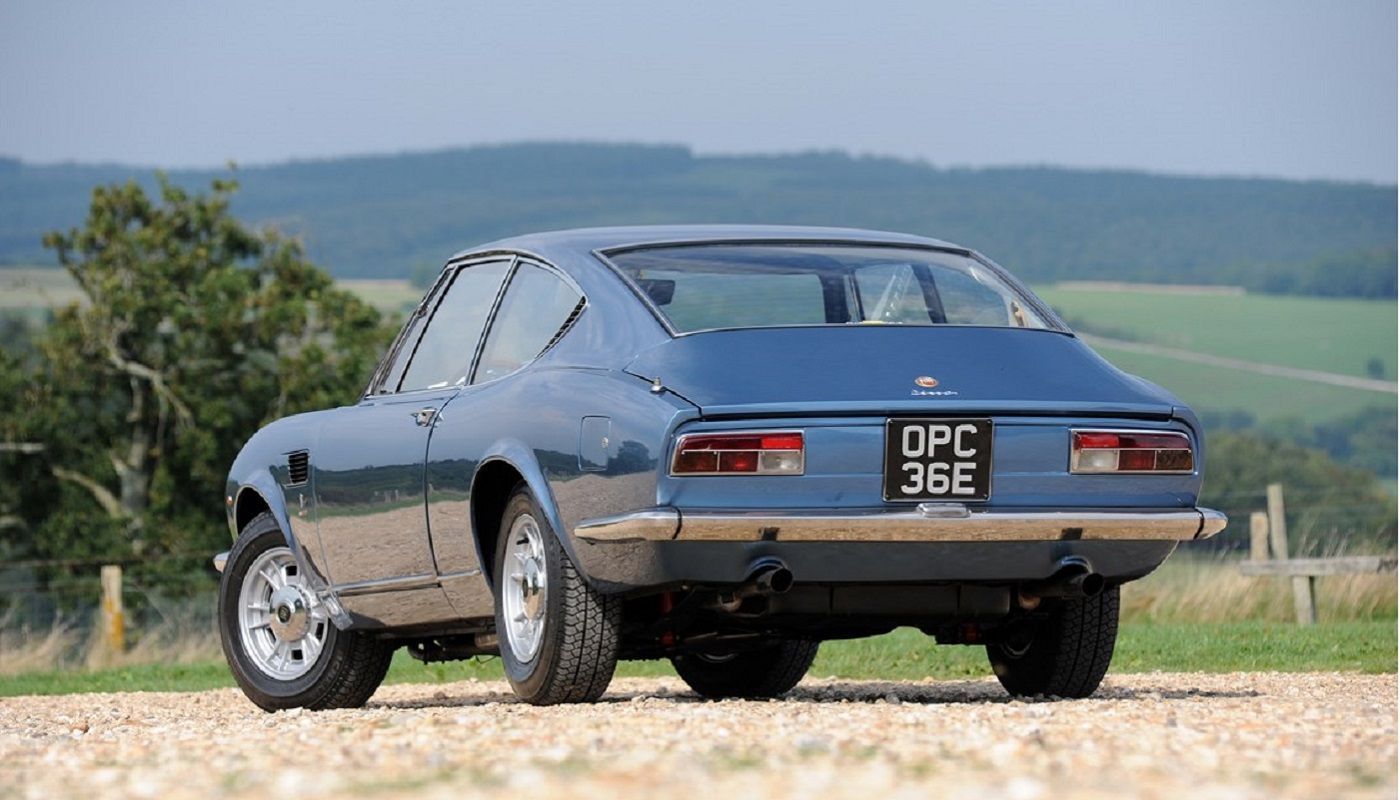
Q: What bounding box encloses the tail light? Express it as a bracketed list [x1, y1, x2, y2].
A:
[671, 431, 804, 476]
[1070, 430, 1193, 474]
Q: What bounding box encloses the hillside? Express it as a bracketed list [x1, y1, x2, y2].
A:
[0, 144, 1394, 293]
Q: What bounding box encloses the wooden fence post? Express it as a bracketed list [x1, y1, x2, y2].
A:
[1266, 483, 1316, 625]
[1248, 511, 1270, 561]
[100, 565, 125, 659]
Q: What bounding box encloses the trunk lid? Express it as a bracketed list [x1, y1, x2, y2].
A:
[625, 326, 1177, 419]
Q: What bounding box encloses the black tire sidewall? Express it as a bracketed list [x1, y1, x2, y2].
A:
[218, 514, 340, 710]
[494, 488, 566, 698]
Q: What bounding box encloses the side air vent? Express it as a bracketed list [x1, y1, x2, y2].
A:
[540, 297, 587, 355]
[286, 451, 310, 486]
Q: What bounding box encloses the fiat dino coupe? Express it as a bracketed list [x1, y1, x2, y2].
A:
[215, 225, 1225, 709]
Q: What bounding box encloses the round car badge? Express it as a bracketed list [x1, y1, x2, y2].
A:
[914, 376, 939, 388]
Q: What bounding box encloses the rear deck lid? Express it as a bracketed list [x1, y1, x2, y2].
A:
[625, 326, 1177, 418]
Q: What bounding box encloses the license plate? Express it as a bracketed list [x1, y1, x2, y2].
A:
[883, 418, 993, 502]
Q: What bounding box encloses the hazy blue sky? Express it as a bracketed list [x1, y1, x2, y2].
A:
[1, 1, 1394, 183]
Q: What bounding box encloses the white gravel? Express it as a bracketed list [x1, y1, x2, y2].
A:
[0, 672, 1394, 799]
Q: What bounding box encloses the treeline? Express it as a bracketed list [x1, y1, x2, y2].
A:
[0, 143, 1394, 295]
[1, 176, 1393, 600]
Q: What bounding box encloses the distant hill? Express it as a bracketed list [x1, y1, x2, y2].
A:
[0, 143, 1394, 295]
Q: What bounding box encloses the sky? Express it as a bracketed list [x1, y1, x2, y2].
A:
[0, 1, 1395, 183]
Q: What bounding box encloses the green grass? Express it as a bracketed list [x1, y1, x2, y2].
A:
[2, 620, 1392, 698]
[1037, 286, 1398, 380]
[1033, 285, 1396, 425]
[0, 267, 420, 316]
[1093, 343, 1392, 424]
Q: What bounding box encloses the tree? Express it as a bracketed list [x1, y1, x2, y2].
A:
[1199, 432, 1396, 555]
[0, 175, 395, 570]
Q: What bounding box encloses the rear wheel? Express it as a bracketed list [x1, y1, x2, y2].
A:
[218, 512, 393, 711]
[494, 485, 621, 704]
[986, 586, 1120, 699]
[672, 640, 819, 699]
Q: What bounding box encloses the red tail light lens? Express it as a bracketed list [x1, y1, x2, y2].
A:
[1070, 430, 1194, 474]
[671, 431, 805, 476]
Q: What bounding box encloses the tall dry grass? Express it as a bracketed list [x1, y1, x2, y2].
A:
[1121, 554, 1397, 623]
[0, 597, 221, 677]
[1, 556, 1394, 675]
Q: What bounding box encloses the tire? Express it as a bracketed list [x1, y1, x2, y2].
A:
[493, 485, 621, 705]
[672, 640, 819, 699]
[986, 586, 1120, 699]
[218, 512, 393, 711]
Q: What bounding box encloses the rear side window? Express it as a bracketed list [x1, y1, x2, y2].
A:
[473, 264, 582, 384]
[399, 260, 510, 391]
[608, 244, 1050, 333]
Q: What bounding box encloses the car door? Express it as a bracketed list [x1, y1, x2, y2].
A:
[313, 259, 512, 593]
[425, 260, 585, 617]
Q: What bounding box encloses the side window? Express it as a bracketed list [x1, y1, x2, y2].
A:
[375, 306, 432, 394]
[398, 260, 511, 391]
[473, 264, 582, 384]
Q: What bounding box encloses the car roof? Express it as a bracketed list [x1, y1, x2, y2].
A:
[452, 225, 968, 262]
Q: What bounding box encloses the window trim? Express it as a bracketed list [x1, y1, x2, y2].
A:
[466, 257, 588, 387]
[592, 239, 1070, 338]
[380, 255, 517, 396]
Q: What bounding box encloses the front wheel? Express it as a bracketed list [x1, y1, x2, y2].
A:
[672, 640, 820, 699]
[493, 485, 621, 704]
[986, 586, 1120, 699]
[218, 512, 393, 711]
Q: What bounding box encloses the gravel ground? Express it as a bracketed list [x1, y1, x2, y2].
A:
[0, 672, 1393, 799]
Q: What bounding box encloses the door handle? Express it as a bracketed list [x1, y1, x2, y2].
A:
[411, 407, 437, 427]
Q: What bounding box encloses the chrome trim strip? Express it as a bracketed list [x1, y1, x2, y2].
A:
[575, 507, 1227, 544]
[1199, 508, 1228, 539]
[213, 551, 229, 573]
[574, 509, 681, 542]
[333, 573, 440, 597]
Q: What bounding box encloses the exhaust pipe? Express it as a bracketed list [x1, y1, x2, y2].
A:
[714, 558, 794, 611]
[744, 557, 794, 596]
[1018, 556, 1105, 608]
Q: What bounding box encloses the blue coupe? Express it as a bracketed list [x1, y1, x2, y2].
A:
[214, 225, 1226, 708]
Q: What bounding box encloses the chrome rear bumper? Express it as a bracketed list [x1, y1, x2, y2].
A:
[575, 504, 1227, 544]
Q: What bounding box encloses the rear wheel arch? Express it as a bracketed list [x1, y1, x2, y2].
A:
[470, 459, 525, 589]
[469, 453, 579, 591]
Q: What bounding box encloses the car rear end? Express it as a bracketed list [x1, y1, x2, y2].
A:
[573, 240, 1224, 684]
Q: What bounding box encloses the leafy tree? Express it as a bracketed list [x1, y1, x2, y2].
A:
[0, 175, 395, 575]
[1199, 432, 1396, 555]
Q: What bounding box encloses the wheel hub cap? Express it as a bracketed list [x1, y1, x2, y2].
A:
[268, 586, 311, 641]
[502, 514, 549, 663]
[236, 546, 330, 681]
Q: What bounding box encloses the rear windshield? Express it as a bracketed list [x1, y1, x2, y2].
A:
[608, 244, 1052, 334]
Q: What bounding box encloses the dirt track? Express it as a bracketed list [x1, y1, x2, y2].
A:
[1, 673, 1394, 799]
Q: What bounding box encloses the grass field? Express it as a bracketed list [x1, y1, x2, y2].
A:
[1037, 285, 1398, 381]
[0, 266, 421, 316]
[1035, 284, 1396, 425]
[1090, 344, 1391, 424]
[0, 620, 1392, 697]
